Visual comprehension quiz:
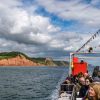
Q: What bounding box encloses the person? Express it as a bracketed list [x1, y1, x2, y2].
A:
[77, 72, 84, 78]
[72, 75, 78, 84]
[92, 66, 99, 78]
[85, 77, 91, 86]
[93, 77, 100, 83]
[84, 73, 89, 79]
[75, 76, 85, 94]
[93, 71, 100, 83]
[98, 71, 100, 78]
[83, 83, 100, 100]
[79, 77, 91, 97]
[63, 79, 71, 84]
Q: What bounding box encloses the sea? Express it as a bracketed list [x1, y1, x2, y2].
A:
[0, 66, 94, 100]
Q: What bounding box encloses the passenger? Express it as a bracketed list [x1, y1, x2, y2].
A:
[92, 66, 99, 78]
[93, 77, 100, 83]
[83, 83, 100, 100]
[80, 60, 84, 64]
[84, 73, 89, 79]
[98, 71, 100, 78]
[75, 77, 85, 94]
[93, 71, 100, 83]
[77, 72, 84, 78]
[96, 71, 100, 77]
[70, 74, 74, 83]
[63, 79, 71, 84]
[66, 76, 71, 82]
[79, 77, 91, 97]
[88, 76, 93, 83]
[85, 77, 91, 86]
[73, 75, 78, 84]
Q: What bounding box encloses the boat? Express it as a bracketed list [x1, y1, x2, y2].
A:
[58, 29, 100, 100]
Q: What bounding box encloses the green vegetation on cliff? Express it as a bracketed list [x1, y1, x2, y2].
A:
[0, 51, 69, 66]
[0, 51, 29, 59]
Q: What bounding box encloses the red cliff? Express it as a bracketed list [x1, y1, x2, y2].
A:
[0, 55, 41, 66]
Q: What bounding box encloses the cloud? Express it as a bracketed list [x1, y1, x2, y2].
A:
[0, 0, 66, 59]
[0, 0, 60, 45]
[0, 0, 100, 60]
[36, 0, 100, 27]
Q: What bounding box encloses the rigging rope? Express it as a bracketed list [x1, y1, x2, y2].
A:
[76, 29, 100, 53]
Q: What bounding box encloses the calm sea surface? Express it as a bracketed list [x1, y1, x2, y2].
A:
[0, 66, 94, 100]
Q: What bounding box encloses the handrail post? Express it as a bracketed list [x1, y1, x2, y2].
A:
[69, 53, 74, 76]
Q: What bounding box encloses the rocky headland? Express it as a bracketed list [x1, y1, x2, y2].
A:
[0, 52, 69, 66]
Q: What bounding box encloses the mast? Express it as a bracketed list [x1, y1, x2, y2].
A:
[69, 29, 100, 75]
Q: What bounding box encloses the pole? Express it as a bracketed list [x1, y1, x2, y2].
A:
[69, 53, 74, 76]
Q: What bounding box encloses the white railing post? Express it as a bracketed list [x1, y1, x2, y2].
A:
[69, 53, 74, 76]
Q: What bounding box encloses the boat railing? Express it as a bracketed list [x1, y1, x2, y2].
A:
[59, 83, 75, 100]
[70, 85, 76, 100]
[60, 83, 74, 94]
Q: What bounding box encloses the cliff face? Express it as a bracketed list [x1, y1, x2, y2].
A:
[32, 57, 69, 66]
[0, 55, 40, 66]
[0, 52, 69, 66]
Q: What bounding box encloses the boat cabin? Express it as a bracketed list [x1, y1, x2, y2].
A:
[72, 57, 87, 76]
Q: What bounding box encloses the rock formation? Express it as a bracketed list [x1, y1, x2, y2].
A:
[0, 55, 40, 66]
[0, 52, 69, 66]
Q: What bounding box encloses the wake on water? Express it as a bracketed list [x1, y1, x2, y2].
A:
[50, 70, 68, 100]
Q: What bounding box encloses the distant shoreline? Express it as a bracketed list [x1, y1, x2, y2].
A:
[0, 51, 69, 67]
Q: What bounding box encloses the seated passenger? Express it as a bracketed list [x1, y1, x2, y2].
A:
[63, 79, 70, 84]
[70, 74, 74, 83]
[72, 75, 78, 84]
[92, 66, 99, 78]
[93, 71, 100, 83]
[84, 73, 89, 79]
[83, 83, 100, 100]
[79, 77, 91, 98]
[75, 76, 85, 93]
[77, 72, 84, 78]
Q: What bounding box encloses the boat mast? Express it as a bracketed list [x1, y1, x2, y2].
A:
[69, 29, 100, 76]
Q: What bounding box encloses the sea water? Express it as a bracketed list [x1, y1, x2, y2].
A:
[0, 66, 93, 100]
[0, 66, 68, 100]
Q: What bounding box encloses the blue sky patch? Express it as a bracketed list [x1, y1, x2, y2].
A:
[35, 6, 78, 31]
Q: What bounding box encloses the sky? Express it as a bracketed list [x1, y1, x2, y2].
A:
[0, 0, 100, 60]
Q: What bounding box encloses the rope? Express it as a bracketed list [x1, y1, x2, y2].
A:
[76, 29, 100, 53]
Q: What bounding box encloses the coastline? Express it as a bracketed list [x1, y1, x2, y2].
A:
[0, 51, 69, 67]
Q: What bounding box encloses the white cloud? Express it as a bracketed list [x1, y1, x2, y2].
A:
[0, 0, 65, 59]
[49, 39, 65, 48]
[0, 0, 60, 45]
[0, 0, 22, 7]
[0, 0, 100, 60]
[64, 46, 73, 51]
[10, 9, 30, 34]
[36, 0, 100, 27]
[30, 32, 52, 44]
